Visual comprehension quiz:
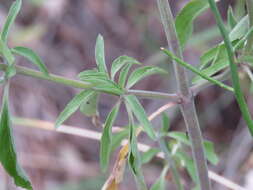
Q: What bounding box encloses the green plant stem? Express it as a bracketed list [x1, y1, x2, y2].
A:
[245, 0, 253, 53]
[161, 48, 234, 92]
[157, 0, 211, 190]
[0, 63, 182, 102]
[207, 0, 253, 135]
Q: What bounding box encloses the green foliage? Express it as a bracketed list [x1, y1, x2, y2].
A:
[111, 55, 140, 80]
[79, 92, 99, 117]
[0, 84, 32, 190]
[95, 34, 107, 74]
[55, 90, 95, 128]
[141, 148, 160, 164]
[175, 0, 209, 49]
[124, 95, 156, 139]
[11, 46, 49, 75]
[100, 102, 121, 172]
[126, 66, 167, 89]
[1, 0, 22, 43]
[227, 6, 237, 30]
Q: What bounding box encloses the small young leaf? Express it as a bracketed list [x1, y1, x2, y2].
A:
[141, 148, 160, 164]
[126, 66, 167, 89]
[100, 102, 121, 172]
[124, 95, 156, 139]
[203, 141, 219, 165]
[95, 34, 107, 73]
[79, 91, 99, 117]
[11, 47, 49, 75]
[150, 165, 169, 190]
[161, 112, 170, 134]
[175, 0, 209, 49]
[111, 55, 141, 80]
[227, 6, 237, 30]
[118, 63, 132, 88]
[1, 0, 22, 43]
[55, 90, 95, 128]
[0, 84, 32, 190]
[168, 132, 191, 145]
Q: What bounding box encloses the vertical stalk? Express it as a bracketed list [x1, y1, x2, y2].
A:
[156, 0, 211, 190]
[245, 0, 253, 54]
[207, 0, 253, 135]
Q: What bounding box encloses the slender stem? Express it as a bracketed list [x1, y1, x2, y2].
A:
[207, 0, 253, 135]
[0, 63, 181, 101]
[245, 0, 253, 53]
[156, 0, 211, 189]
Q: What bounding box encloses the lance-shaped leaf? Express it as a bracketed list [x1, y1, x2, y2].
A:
[126, 66, 167, 89]
[175, 0, 209, 49]
[1, 0, 22, 43]
[78, 69, 108, 81]
[111, 55, 140, 80]
[0, 84, 32, 190]
[11, 47, 48, 75]
[0, 39, 15, 66]
[100, 102, 121, 172]
[95, 34, 107, 73]
[161, 112, 170, 134]
[118, 63, 132, 88]
[128, 122, 147, 190]
[227, 6, 237, 30]
[55, 90, 95, 128]
[124, 95, 156, 139]
[150, 165, 169, 190]
[141, 148, 160, 164]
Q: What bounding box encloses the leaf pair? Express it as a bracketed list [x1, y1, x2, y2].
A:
[0, 84, 32, 190]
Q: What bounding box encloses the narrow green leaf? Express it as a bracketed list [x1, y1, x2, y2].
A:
[111, 128, 129, 151]
[175, 0, 209, 49]
[100, 102, 121, 172]
[128, 123, 147, 190]
[0, 39, 15, 66]
[126, 66, 167, 89]
[150, 165, 169, 190]
[95, 34, 107, 73]
[118, 63, 132, 88]
[141, 148, 160, 164]
[79, 91, 99, 117]
[1, 0, 22, 43]
[161, 48, 234, 92]
[11, 47, 49, 75]
[124, 95, 156, 139]
[227, 6, 237, 30]
[0, 84, 32, 190]
[238, 55, 253, 66]
[78, 69, 108, 81]
[203, 141, 219, 165]
[168, 132, 191, 146]
[111, 55, 141, 80]
[161, 112, 170, 134]
[229, 15, 249, 41]
[55, 90, 95, 128]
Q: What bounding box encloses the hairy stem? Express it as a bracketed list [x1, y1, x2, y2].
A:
[207, 0, 253, 135]
[156, 0, 211, 189]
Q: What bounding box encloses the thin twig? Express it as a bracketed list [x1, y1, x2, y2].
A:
[13, 117, 247, 190]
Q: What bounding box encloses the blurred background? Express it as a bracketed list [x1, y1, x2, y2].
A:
[0, 0, 253, 189]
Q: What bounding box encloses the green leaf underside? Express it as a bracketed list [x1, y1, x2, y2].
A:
[0, 84, 32, 190]
[111, 55, 141, 80]
[126, 66, 167, 89]
[55, 90, 95, 128]
[11, 47, 49, 75]
[1, 0, 22, 43]
[95, 34, 107, 73]
[79, 91, 99, 117]
[100, 102, 120, 172]
[141, 148, 160, 164]
[168, 132, 219, 165]
[175, 0, 209, 49]
[150, 165, 169, 190]
[124, 95, 156, 139]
